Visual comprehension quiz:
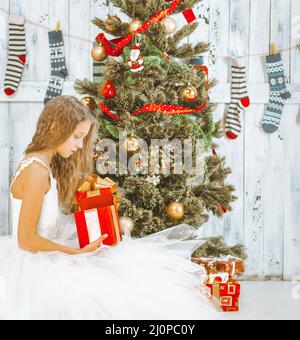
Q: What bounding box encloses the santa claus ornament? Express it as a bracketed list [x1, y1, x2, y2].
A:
[128, 45, 144, 73]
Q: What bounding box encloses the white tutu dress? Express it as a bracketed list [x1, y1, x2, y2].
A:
[0, 156, 220, 320]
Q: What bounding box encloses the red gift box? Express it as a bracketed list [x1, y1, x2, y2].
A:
[183, 9, 197, 23]
[206, 279, 241, 312]
[75, 205, 122, 248]
[74, 175, 122, 248]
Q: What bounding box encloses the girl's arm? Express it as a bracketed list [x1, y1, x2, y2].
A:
[17, 163, 107, 255]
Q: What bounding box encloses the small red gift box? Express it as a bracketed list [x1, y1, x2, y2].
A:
[75, 205, 122, 248]
[206, 279, 241, 312]
[183, 9, 197, 23]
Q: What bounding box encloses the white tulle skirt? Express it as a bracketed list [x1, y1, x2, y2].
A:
[0, 225, 220, 320]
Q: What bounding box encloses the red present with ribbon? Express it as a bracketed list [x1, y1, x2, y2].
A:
[192, 256, 243, 312]
[206, 279, 241, 312]
[75, 205, 122, 248]
[74, 175, 120, 211]
[74, 175, 122, 248]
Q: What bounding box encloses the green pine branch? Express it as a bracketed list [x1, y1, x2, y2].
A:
[92, 16, 129, 37]
[74, 79, 99, 96]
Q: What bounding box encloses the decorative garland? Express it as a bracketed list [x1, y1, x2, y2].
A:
[96, 0, 180, 57]
[99, 66, 209, 120]
[95, 1, 209, 120]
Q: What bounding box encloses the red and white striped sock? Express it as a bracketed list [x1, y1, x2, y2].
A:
[4, 15, 26, 97]
[225, 58, 250, 140]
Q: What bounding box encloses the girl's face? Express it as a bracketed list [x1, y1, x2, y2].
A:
[57, 120, 92, 159]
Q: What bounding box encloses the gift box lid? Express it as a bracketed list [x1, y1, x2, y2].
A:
[75, 188, 116, 211]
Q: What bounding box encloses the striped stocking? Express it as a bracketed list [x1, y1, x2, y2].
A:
[4, 15, 26, 97]
[225, 58, 250, 140]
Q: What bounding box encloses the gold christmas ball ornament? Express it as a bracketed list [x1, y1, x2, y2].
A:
[120, 217, 134, 236]
[123, 136, 141, 153]
[128, 19, 143, 33]
[161, 17, 177, 34]
[81, 96, 97, 112]
[180, 85, 198, 102]
[166, 202, 185, 221]
[91, 44, 108, 62]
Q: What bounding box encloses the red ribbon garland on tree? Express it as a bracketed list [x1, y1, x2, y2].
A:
[96, 0, 180, 57]
[99, 66, 209, 120]
[96, 0, 209, 120]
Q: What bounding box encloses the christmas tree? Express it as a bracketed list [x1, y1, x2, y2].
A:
[75, 0, 239, 250]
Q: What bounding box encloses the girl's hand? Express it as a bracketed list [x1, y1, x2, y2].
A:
[79, 234, 108, 254]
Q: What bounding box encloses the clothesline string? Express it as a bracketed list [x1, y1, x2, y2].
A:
[0, 7, 299, 59]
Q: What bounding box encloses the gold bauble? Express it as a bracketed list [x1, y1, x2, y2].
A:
[120, 217, 134, 236]
[81, 96, 97, 112]
[180, 85, 198, 102]
[91, 44, 107, 62]
[161, 17, 177, 34]
[123, 136, 140, 153]
[128, 19, 143, 33]
[166, 202, 185, 221]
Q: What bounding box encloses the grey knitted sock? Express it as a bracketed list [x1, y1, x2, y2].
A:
[44, 31, 68, 105]
[262, 53, 291, 134]
[4, 15, 26, 96]
[225, 58, 250, 140]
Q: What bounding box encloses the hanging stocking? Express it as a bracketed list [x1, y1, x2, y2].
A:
[4, 15, 26, 96]
[225, 58, 250, 140]
[44, 30, 68, 105]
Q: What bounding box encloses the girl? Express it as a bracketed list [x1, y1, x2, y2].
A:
[0, 96, 219, 320]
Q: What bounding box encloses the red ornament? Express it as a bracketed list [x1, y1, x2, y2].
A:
[220, 206, 228, 214]
[101, 80, 116, 99]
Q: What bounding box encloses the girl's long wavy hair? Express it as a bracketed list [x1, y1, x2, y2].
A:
[25, 96, 99, 213]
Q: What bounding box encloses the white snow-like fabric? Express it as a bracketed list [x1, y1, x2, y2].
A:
[0, 157, 220, 320]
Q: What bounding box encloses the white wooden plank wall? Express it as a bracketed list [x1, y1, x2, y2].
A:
[0, 0, 299, 280]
